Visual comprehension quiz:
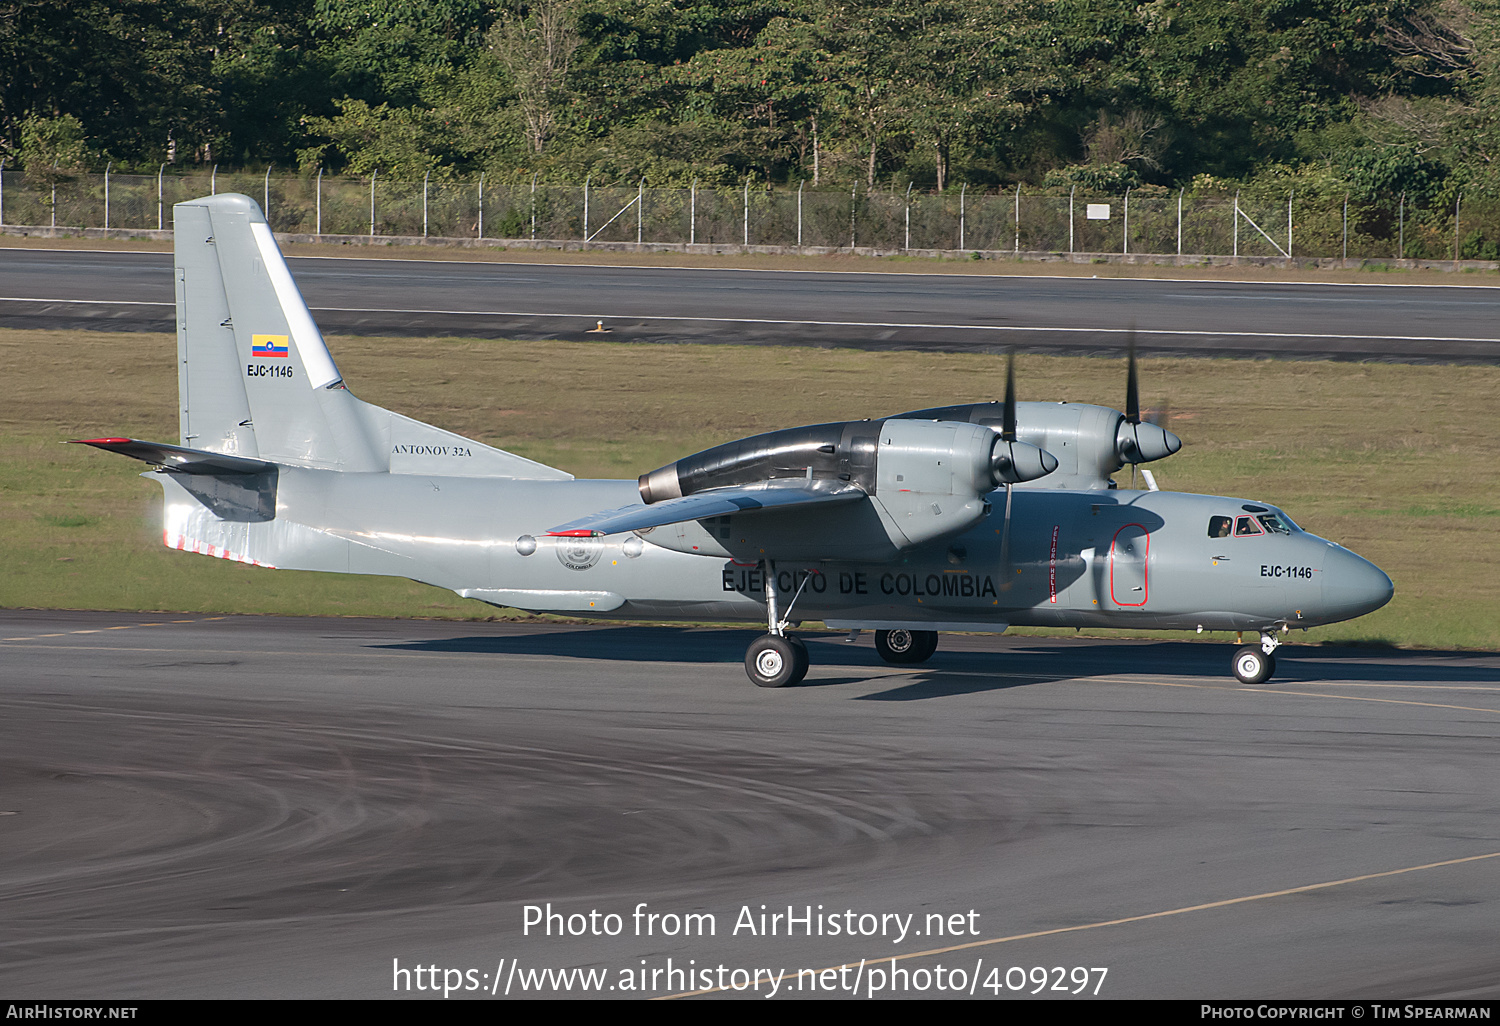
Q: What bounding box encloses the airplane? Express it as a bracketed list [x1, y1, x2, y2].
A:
[75, 193, 1393, 688]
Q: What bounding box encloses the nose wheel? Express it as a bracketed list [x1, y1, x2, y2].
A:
[1232, 631, 1282, 685]
[875, 629, 939, 665]
[1232, 646, 1275, 684]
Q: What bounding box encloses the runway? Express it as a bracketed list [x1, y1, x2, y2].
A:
[3, 609, 1498, 999]
[4, 249, 1500, 362]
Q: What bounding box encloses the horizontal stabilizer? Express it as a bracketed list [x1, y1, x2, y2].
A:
[547, 485, 864, 537]
[71, 438, 274, 475]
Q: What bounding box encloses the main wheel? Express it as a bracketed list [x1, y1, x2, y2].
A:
[875, 629, 939, 665]
[1232, 645, 1276, 685]
[745, 634, 808, 688]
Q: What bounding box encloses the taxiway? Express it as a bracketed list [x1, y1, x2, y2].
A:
[3, 610, 1497, 998]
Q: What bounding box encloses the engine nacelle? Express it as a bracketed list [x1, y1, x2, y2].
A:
[868, 419, 1052, 548]
[638, 421, 878, 504]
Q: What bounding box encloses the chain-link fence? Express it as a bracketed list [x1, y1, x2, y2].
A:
[2, 167, 1495, 262]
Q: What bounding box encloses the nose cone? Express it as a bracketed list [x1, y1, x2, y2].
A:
[992, 439, 1058, 484]
[1117, 420, 1183, 464]
[1322, 545, 1394, 622]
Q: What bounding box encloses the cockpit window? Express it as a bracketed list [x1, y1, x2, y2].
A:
[1257, 513, 1293, 536]
[1234, 516, 1264, 537]
[1208, 515, 1232, 538]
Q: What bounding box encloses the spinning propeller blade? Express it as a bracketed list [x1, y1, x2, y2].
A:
[1000, 350, 1017, 589]
[1115, 328, 1183, 486]
[1002, 350, 1017, 442]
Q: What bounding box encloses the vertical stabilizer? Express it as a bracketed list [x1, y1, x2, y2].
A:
[172, 193, 571, 480]
[175, 192, 382, 470]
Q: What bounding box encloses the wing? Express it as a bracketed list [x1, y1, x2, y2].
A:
[547, 485, 865, 537]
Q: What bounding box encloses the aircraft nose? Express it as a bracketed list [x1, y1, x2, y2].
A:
[1322, 545, 1394, 621]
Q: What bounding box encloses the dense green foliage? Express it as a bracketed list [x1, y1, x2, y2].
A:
[3, 0, 1499, 198]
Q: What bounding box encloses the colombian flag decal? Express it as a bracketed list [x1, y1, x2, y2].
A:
[251, 334, 290, 358]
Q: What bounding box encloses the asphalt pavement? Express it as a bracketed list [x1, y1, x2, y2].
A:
[4, 249, 1500, 361]
[4, 610, 1498, 998]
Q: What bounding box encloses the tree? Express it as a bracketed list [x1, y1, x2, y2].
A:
[487, 1, 582, 154]
[303, 98, 447, 177]
[17, 113, 91, 182]
[0, 0, 226, 165]
[897, 0, 1055, 190]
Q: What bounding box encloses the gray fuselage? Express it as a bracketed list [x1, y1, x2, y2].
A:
[185, 468, 1391, 635]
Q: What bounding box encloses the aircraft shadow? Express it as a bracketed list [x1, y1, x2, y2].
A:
[375, 626, 776, 665]
[849, 640, 1500, 701]
[375, 629, 1495, 697]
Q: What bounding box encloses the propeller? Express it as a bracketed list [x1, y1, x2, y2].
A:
[1126, 330, 1139, 489]
[1143, 398, 1171, 433]
[999, 352, 1019, 589]
[990, 351, 1055, 484]
[1115, 330, 1182, 487]
[986, 351, 1060, 589]
[1002, 350, 1018, 443]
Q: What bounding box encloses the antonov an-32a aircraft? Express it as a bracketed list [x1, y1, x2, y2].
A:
[78, 193, 1393, 688]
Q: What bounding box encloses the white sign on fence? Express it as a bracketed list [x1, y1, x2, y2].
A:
[1086, 203, 1111, 220]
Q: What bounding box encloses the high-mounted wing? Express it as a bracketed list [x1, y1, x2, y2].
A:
[551, 414, 1057, 562]
[547, 485, 864, 537]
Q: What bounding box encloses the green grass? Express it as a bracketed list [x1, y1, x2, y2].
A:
[3, 328, 1498, 649]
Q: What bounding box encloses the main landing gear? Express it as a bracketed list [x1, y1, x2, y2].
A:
[745, 561, 813, 688]
[742, 562, 947, 687]
[1232, 630, 1283, 685]
[745, 634, 808, 688]
[874, 628, 939, 665]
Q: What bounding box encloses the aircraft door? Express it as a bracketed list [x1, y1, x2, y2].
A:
[1108, 523, 1150, 607]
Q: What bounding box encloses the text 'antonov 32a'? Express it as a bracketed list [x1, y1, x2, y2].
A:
[77, 194, 1393, 688]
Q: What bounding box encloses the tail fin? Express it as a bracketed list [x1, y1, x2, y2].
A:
[173, 193, 570, 480]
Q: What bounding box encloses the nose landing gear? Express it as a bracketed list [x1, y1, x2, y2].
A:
[1232, 630, 1282, 685]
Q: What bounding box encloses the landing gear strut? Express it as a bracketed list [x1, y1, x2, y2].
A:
[874, 629, 939, 665]
[744, 561, 813, 688]
[1232, 630, 1282, 685]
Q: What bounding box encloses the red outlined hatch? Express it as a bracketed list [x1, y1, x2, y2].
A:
[1109, 523, 1150, 607]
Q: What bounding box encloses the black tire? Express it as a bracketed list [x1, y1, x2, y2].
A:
[1232, 645, 1275, 685]
[875, 629, 939, 665]
[746, 634, 808, 688]
[786, 635, 809, 683]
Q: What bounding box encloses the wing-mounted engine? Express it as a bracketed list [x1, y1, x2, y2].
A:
[892, 343, 1180, 490]
[892, 401, 1178, 490]
[868, 418, 1053, 548]
[547, 418, 1056, 562]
